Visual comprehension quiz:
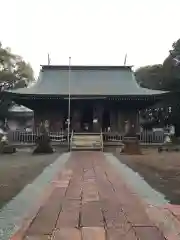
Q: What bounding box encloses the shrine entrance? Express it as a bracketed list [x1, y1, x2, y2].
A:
[81, 104, 93, 132]
[102, 109, 110, 131]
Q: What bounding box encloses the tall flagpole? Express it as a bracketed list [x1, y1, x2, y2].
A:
[67, 57, 71, 150]
[124, 53, 127, 66]
[48, 53, 51, 65]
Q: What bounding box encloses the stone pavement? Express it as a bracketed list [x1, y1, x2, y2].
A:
[10, 152, 180, 239]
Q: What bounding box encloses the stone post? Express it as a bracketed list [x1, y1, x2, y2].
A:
[33, 121, 54, 154]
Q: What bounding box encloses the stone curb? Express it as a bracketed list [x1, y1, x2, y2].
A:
[10, 183, 56, 240]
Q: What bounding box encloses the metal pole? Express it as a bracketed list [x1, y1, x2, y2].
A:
[124, 53, 127, 66]
[67, 57, 71, 150]
[48, 53, 51, 65]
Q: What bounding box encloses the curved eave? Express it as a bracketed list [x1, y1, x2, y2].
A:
[4, 91, 169, 101]
[8, 112, 34, 117]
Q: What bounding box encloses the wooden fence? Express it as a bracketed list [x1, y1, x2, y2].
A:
[7, 130, 165, 145]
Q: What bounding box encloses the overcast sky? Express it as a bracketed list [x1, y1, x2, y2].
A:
[0, 0, 179, 76]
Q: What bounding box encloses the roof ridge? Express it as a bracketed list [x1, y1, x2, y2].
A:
[41, 65, 133, 71]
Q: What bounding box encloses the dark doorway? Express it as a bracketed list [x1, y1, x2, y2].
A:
[81, 103, 93, 131]
[102, 109, 110, 131]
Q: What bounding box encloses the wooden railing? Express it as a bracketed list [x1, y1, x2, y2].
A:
[7, 130, 165, 145]
[103, 131, 165, 144]
[7, 130, 66, 144]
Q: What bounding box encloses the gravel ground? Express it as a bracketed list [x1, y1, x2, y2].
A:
[114, 148, 180, 204]
[105, 153, 168, 206]
[0, 152, 70, 240]
[0, 147, 62, 209]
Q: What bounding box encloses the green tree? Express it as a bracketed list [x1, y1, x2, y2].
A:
[135, 39, 180, 136]
[0, 42, 34, 118]
[135, 64, 164, 90]
[0, 43, 34, 88]
[135, 39, 180, 91]
[162, 39, 180, 90]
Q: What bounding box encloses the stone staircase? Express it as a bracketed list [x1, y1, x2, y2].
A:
[70, 133, 103, 151]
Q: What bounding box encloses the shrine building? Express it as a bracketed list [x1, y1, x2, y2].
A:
[5, 65, 167, 133]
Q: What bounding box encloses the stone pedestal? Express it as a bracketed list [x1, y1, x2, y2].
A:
[0, 133, 16, 154]
[0, 143, 16, 154]
[0, 141, 16, 154]
[121, 110, 141, 155]
[33, 135, 54, 154]
[33, 123, 54, 154]
[122, 136, 141, 155]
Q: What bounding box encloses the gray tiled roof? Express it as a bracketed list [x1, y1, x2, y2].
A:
[9, 65, 165, 96]
[8, 105, 33, 112]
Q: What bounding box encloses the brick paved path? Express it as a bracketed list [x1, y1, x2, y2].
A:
[11, 152, 173, 239]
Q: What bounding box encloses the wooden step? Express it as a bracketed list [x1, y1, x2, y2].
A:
[71, 134, 103, 151]
[72, 136, 101, 141]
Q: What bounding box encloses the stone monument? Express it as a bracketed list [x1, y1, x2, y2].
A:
[122, 118, 141, 155]
[0, 131, 16, 154]
[33, 121, 54, 154]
